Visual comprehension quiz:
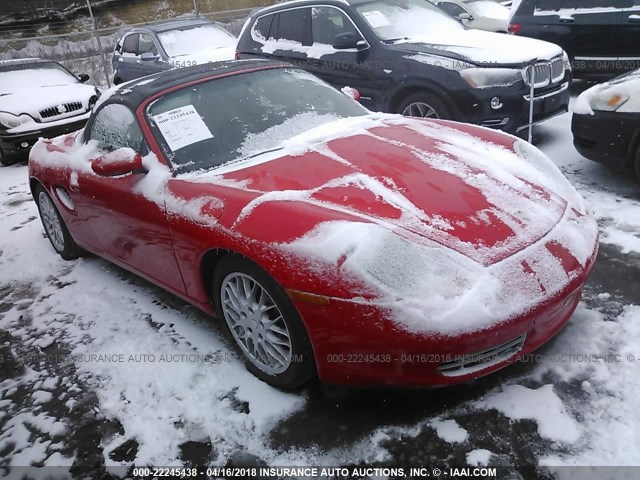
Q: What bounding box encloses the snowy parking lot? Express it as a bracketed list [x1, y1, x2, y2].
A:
[1, 83, 640, 477]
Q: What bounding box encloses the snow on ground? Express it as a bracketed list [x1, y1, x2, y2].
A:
[1, 86, 640, 475]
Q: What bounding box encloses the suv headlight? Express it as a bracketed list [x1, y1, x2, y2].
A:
[0, 112, 34, 129]
[562, 51, 571, 72]
[460, 67, 523, 88]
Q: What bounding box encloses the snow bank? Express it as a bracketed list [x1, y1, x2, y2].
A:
[478, 384, 581, 443]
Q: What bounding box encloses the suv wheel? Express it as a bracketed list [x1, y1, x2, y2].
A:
[398, 92, 451, 120]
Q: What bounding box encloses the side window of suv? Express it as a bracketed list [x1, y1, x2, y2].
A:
[277, 8, 313, 46]
[138, 33, 158, 56]
[312, 6, 358, 45]
[89, 104, 144, 152]
[254, 14, 275, 40]
[122, 34, 140, 56]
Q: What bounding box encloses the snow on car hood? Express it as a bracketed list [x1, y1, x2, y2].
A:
[393, 29, 563, 65]
[207, 115, 597, 335]
[169, 46, 236, 65]
[0, 83, 96, 117]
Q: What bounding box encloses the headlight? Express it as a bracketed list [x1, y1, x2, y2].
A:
[460, 68, 523, 88]
[589, 92, 629, 112]
[562, 51, 571, 72]
[0, 112, 34, 129]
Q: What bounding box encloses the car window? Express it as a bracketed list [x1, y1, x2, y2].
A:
[146, 68, 368, 175]
[312, 6, 358, 45]
[276, 8, 313, 46]
[535, 0, 634, 10]
[254, 14, 275, 40]
[138, 33, 158, 56]
[438, 2, 468, 17]
[122, 34, 140, 56]
[89, 104, 144, 152]
[0, 61, 77, 94]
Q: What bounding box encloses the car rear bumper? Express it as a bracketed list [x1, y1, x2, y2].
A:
[571, 110, 640, 168]
[0, 114, 89, 159]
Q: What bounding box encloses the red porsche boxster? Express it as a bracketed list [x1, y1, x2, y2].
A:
[28, 60, 598, 390]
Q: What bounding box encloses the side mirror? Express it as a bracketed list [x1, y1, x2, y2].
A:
[91, 150, 146, 177]
[140, 52, 160, 62]
[78, 73, 90, 83]
[341, 86, 361, 102]
[332, 32, 367, 50]
[458, 12, 473, 21]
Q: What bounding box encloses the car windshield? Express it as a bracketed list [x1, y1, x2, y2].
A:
[463, 0, 510, 18]
[355, 0, 463, 42]
[147, 68, 369, 175]
[0, 61, 77, 94]
[157, 24, 236, 57]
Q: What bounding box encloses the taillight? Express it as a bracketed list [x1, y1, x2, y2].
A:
[508, 23, 522, 35]
[235, 49, 241, 60]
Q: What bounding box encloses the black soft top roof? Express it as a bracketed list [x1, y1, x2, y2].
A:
[101, 59, 289, 111]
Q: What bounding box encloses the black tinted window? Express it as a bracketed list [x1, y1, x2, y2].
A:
[536, 0, 634, 10]
[277, 8, 312, 45]
[90, 104, 144, 152]
[254, 14, 274, 39]
[147, 69, 368, 174]
[122, 34, 139, 55]
[312, 6, 358, 44]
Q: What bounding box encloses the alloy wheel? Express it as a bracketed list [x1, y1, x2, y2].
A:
[38, 191, 65, 252]
[402, 102, 439, 118]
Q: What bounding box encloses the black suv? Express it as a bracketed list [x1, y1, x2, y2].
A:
[237, 0, 571, 134]
[509, 0, 640, 79]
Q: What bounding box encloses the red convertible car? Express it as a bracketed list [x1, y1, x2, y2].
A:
[29, 60, 599, 390]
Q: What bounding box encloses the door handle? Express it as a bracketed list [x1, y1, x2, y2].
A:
[629, 14, 640, 23]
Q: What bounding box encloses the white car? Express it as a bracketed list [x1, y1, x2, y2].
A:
[0, 58, 100, 166]
[429, 0, 511, 32]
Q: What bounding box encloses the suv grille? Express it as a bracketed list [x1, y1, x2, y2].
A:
[437, 334, 527, 377]
[39, 102, 84, 121]
[524, 56, 565, 88]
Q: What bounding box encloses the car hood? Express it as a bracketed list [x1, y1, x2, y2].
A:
[212, 115, 574, 267]
[392, 29, 562, 66]
[0, 83, 96, 117]
[169, 45, 236, 64]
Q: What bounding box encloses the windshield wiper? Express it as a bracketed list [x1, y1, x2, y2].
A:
[383, 37, 410, 44]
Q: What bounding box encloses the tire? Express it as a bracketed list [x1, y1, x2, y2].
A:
[397, 91, 452, 120]
[0, 146, 18, 167]
[35, 185, 82, 260]
[212, 255, 316, 390]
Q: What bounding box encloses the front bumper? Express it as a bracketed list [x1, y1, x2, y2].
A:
[0, 113, 90, 159]
[457, 81, 570, 134]
[572, 110, 640, 168]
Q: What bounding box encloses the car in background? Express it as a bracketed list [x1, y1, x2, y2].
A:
[0, 58, 99, 166]
[509, 0, 640, 79]
[237, 0, 571, 134]
[429, 0, 511, 32]
[28, 60, 598, 389]
[572, 69, 640, 181]
[112, 18, 237, 84]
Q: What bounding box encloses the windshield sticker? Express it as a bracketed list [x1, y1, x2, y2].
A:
[361, 11, 391, 28]
[152, 105, 213, 151]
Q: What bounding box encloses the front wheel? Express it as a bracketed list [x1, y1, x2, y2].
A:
[35, 186, 82, 260]
[397, 91, 451, 120]
[0, 147, 18, 167]
[212, 256, 316, 390]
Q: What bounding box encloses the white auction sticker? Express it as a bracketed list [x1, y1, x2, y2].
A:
[152, 105, 213, 151]
[361, 11, 391, 28]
